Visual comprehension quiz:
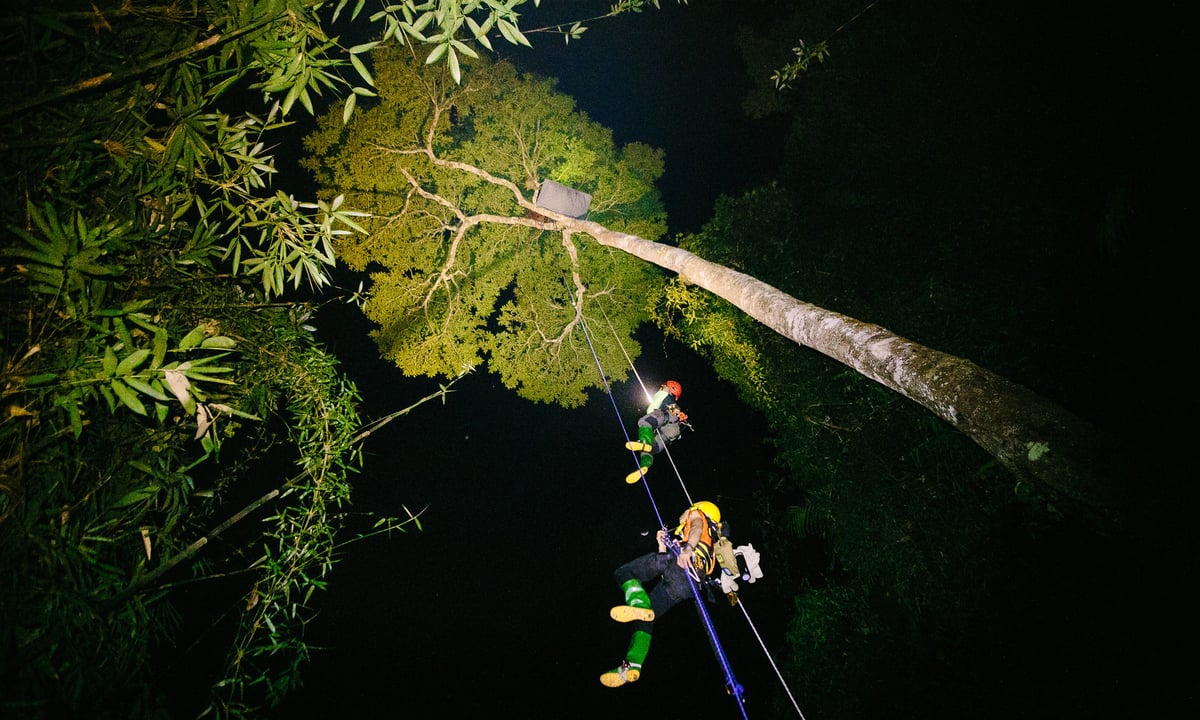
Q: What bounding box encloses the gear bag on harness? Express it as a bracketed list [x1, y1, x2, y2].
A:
[703, 518, 764, 602]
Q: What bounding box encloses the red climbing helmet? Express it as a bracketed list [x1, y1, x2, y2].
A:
[664, 380, 682, 399]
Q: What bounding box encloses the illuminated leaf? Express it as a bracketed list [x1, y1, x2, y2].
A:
[111, 380, 148, 415]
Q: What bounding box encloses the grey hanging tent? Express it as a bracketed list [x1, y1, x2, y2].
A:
[534, 179, 592, 219]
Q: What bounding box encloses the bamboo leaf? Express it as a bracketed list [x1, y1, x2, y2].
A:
[195, 403, 212, 440]
[111, 379, 148, 415]
[426, 42, 447, 64]
[151, 326, 168, 369]
[102, 346, 118, 376]
[179, 325, 207, 351]
[113, 486, 160, 508]
[209, 403, 262, 421]
[349, 52, 375, 87]
[124, 376, 170, 401]
[163, 369, 191, 405]
[200, 336, 238, 350]
[450, 39, 478, 59]
[115, 349, 151, 375]
[64, 394, 83, 438]
[448, 46, 461, 84]
[21, 372, 58, 386]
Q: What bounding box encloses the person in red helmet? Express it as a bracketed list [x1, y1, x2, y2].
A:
[623, 380, 689, 484]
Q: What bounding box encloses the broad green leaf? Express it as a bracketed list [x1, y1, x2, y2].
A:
[450, 39, 479, 59]
[124, 376, 170, 401]
[179, 325, 207, 350]
[111, 379, 148, 415]
[115, 349, 151, 375]
[200, 336, 238, 350]
[21, 372, 58, 386]
[448, 46, 461, 84]
[65, 396, 83, 438]
[113, 486, 160, 508]
[349, 52, 375, 87]
[426, 42, 448, 64]
[102, 346, 118, 376]
[151, 326, 168, 368]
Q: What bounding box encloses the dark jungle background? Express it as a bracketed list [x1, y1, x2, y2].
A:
[2, 1, 1189, 719]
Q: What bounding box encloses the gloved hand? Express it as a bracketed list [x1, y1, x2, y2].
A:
[719, 571, 740, 594]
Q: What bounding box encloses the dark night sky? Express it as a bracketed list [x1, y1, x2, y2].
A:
[265, 2, 1186, 719]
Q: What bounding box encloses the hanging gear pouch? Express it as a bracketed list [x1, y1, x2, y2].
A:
[660, 419, 682, 443]
[714, 536, 738, 577]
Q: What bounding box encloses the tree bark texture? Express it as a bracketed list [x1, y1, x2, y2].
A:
[563, 217, 1170, 557]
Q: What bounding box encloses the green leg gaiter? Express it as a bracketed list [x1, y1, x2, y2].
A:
[621, 578, 651, 609]
[638, 426, 654, 448]
[625, 629, 652, 667]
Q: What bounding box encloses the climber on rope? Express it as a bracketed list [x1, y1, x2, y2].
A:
[600, 501, 722, 688]
[624, 379, 690, 484]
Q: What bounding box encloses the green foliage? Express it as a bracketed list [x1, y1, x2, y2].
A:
[771, 38, 831, 90]
[363, 0, 686, 81]
[0, 0, 701, 716]
[302, 46, 667, 407]
[651, 277, 772, 403]
[0, 2, 420, 717]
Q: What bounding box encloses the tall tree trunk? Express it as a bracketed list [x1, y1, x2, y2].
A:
[562, 217, 1169, 556]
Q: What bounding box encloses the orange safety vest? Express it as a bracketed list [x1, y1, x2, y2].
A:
[673, 509, 716, 576]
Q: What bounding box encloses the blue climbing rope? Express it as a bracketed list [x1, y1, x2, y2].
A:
[573, 289, 746, 717]
[668, 537, 750, 719]
[574, 291, 668, 530]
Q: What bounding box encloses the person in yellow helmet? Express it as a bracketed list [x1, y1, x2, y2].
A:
[600, 501, 721, 688]
[623, 380, 690, 484]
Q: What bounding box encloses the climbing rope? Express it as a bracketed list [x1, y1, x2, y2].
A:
[573, 289, 808, 717]
[594, 300, 695, 504]
[670, 535, 750, 719]
[574, 292, 746, 714]
[577, 294, 668, 529]
[728, 595, 808, 719]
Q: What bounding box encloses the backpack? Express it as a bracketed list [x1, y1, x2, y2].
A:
[659, 417, 682, 443]
[709, 518, 737, 578]
[704, 518, 764, 599]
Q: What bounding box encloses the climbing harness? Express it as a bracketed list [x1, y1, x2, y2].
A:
[574, 292, 807, 719]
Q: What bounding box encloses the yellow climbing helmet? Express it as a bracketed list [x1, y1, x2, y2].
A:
[690, 500, 721, 524]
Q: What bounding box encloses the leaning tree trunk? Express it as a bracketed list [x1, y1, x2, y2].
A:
[554, 216, 1162, 554]
[441, 157, 1165, 559]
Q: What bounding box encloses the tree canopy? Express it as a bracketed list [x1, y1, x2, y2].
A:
[302, 46, 668, 406]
